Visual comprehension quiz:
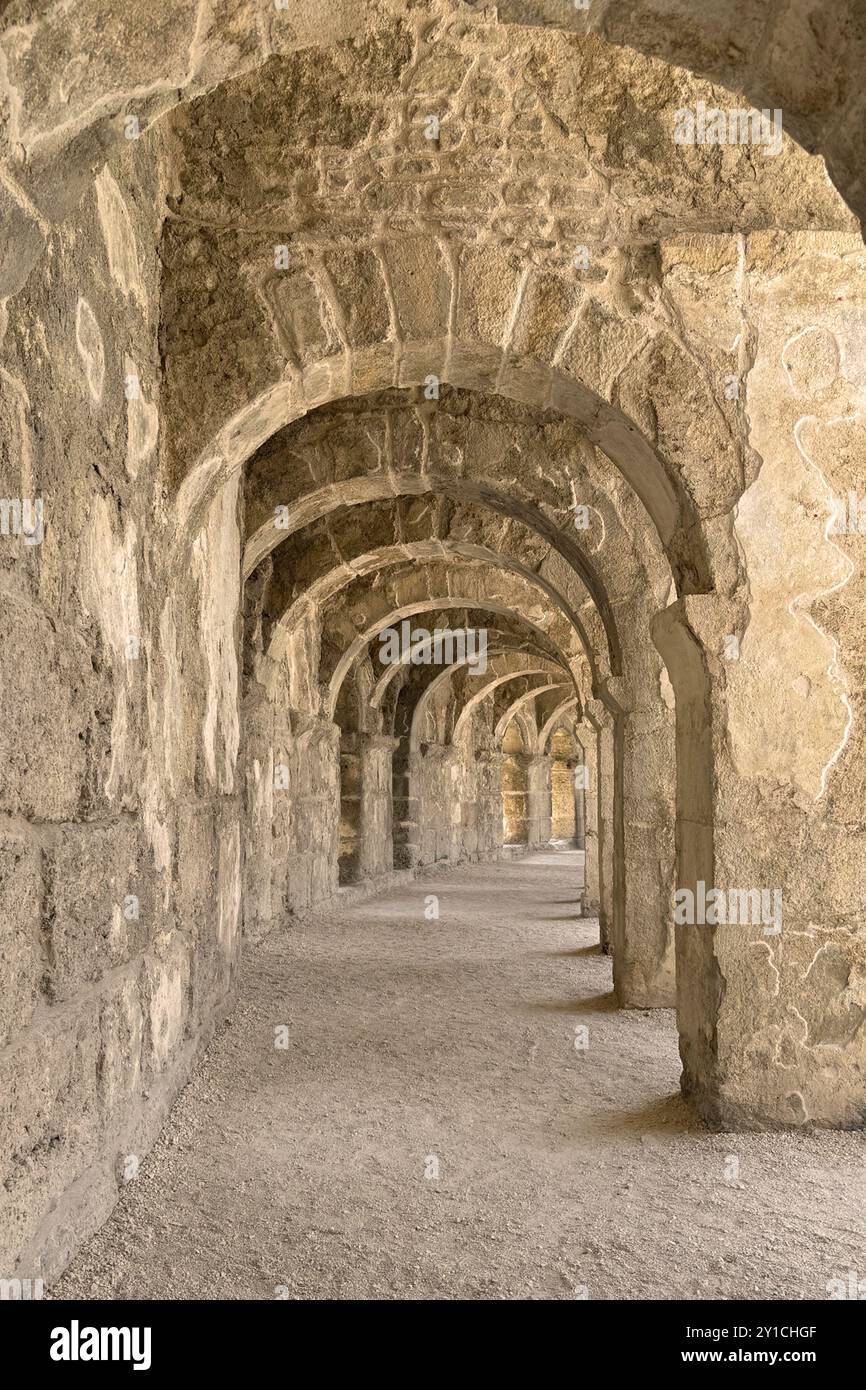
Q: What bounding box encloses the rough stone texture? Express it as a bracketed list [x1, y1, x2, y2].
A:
[1, 0, 866, 1288]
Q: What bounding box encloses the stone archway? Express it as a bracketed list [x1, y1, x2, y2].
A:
[3, 2, 866, 1295]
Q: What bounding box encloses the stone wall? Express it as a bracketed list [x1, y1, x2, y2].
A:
[0, 138, 243, 1280]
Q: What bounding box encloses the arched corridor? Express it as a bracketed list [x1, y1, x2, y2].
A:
[2, 0, 866, 1304]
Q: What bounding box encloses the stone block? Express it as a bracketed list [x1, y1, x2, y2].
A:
[43, 821, 148, 1003]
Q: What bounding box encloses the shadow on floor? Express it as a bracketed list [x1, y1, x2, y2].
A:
[567, 1091, 704, 1139]
[531, 944, 602, 958]
[523, 991, 618, 1014]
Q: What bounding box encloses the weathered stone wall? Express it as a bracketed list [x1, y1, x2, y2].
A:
[0, 136, 244, 1280]
[668, 232, 866, 1126]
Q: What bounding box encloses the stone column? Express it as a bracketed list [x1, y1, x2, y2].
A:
[478, 750, 505, 858]
[621, 695, 677, 1007]
[653, 592, 866, 1134]
[585, 703, 616, 957]
[592, 674, 677, 1009]
[287, 719, 341, 908]
[653, 594, 866, 1128]
[577, 723, 601, 917]
[408, 743, 453, 866]
[526, 754, 552, 847]
[358, 734, 398, 880]
[391, 736, 415, 870]
[573, 760, 586, 849]
[501, 750, 530, 845]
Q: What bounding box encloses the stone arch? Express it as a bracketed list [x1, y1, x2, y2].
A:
[540, 696, 581, 753]
[5, 2, 866, 1293]
[492, 683, 572, 747]
[547, 716, 585, 847]
[371, 630, 562, 714]
[260, 534, 606, 693]
[325, 591, 585, 723]
[182, 346, 709, 596]
[408, 648, 570, 752]
[432, 664, 570, 750]
[247, 453, 681, 1011]
[2, 3, 861, 303]
[501, 706, 539, 758]
[488, 0, 866, 228]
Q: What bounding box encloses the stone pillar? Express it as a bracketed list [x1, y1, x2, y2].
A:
[286, 719, 340, 908]
[592, 676, 677, 1009]
[477, 750, 505, 857]
[338, 736, 362, 883]
[573, 761, 586, 849]
[242, 678, 275, 943]
[653, 594, 866, 1128]
[585, 704, 616, 957]
[358, 734, 398, 879]
[621, 697, 677, 1007]
[391, 736, 415, 869]
[455, 745, 478, 861]
[577, 724, 601, 917]
[501, 750, 529, 845]
[526, 754, 552, 847]
[406, 744, 453, 867]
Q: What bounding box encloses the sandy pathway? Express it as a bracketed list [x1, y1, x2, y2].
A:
[53, 852, 866, 1301]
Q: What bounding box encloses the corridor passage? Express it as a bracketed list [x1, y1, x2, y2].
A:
[53, 854, 866, 1302]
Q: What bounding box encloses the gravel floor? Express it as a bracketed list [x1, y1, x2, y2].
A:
[52, 851, 866, 1301]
